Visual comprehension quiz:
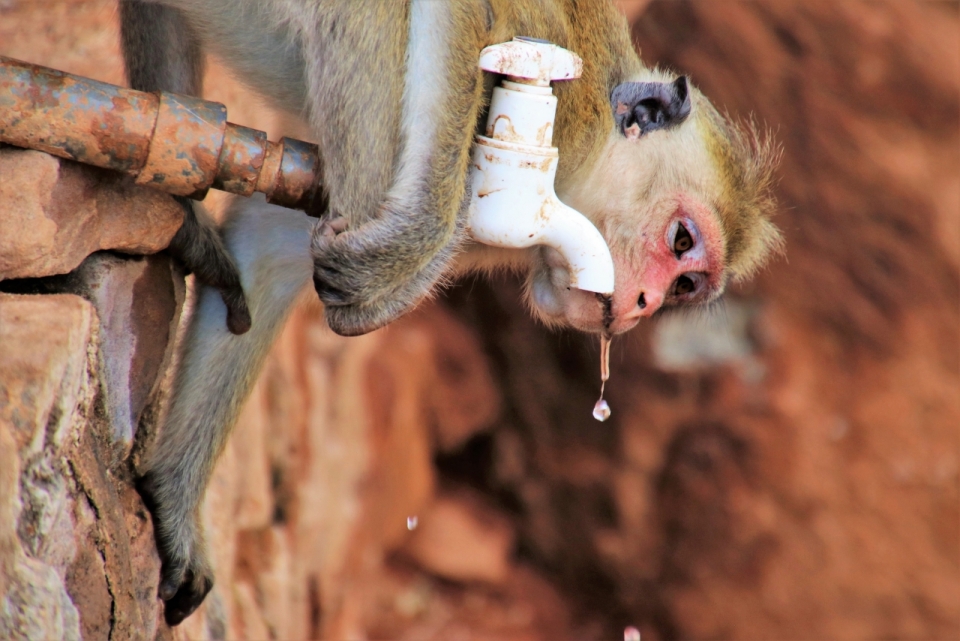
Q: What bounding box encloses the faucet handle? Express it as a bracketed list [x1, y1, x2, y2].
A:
[478, 37, 583, 86]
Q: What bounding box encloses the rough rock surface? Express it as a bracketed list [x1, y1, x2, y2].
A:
[0, 294, 93, 641]
[0, 148, 184, 281]
[0, 292, 168, 641]
[1, 1, 957, 640]
[66, 253, 184, 452]
[2, 252, 185, 451]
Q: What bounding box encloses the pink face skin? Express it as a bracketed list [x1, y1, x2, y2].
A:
[532, 194, 726, 335]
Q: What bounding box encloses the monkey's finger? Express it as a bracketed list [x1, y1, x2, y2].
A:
[313, 272, 352, 306]
[324, 306, 382, 337]
[226, 306, 252, 335]
[323, 289, 415, 337]
[158, 551, 189, 601]
[221, 288, 252, 335]
[318, 215, 349, 239]
[159, 577, 180, 602]
[163, 569, 213, 626]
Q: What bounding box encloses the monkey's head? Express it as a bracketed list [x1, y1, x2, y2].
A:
[529, 71, 782, 335]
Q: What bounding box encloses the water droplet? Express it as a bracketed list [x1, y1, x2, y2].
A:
[593, 335, 613, 421]
[624, 626, 641, 641]
[593, 398, 611, 422]
[406, 515, 418, 531]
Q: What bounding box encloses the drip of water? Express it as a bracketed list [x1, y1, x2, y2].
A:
[406, 515, 418, 531]
[592, 397, 611, 421]
[624, 626, 641, 641]
[593, 335, 612, 422]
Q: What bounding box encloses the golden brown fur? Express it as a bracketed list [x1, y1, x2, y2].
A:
[701, 106, 783, 280]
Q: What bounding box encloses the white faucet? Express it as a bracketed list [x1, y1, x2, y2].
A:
[468, 37, 615, 295]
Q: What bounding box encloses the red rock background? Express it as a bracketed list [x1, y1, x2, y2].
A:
[1, 1, 957, 640]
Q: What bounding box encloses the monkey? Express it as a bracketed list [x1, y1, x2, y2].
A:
[119, 0, 781, 625]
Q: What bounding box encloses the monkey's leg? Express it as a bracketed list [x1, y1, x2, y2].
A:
[142, 197, 313, 625]
[307, 0, 486, 336]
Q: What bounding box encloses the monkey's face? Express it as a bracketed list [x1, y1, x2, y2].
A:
[532, 75, 730, 335]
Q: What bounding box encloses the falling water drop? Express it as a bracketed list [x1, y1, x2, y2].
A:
[592, 398, 611, 421]
[406, 515, 418, 531]
[624, 626, 641, 641]
[593, 335, 612, 422]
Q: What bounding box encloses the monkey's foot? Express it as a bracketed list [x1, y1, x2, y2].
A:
[137, 473, 215, 626]
[159, 560, 213, 626]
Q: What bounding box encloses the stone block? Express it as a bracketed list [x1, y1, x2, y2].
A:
[0, 297, 90, 641]
[66, 252, 182, 450]
[0, 252, 184, 451]
[0, 148, 184, 280]
[0, 293, 96, 456]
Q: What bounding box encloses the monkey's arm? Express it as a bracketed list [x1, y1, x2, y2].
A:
[305, 0, 486, 336]
[119, 0, 250, 334]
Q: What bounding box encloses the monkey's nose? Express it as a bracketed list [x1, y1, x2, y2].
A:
[636, 290, 663, 317]
[609, 290, 662, 333]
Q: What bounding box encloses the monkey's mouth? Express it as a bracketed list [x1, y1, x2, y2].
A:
[529, 267, 608, 334]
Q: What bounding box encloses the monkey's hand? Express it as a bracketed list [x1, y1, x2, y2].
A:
[169, 197, 252, 335]
[137, 471, 214, 626]
[311, 203, 463, 336]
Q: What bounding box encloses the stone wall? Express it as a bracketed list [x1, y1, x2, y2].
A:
[0, 148, 185, 640]
[0, 145, 571, 639]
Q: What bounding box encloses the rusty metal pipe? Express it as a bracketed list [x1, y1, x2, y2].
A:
[0, 55, 322, 213]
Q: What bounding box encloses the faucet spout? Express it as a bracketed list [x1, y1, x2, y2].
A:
[538, 197, 615, 294]
[467, 37, 616, 296]
[467, 138, 614, 294]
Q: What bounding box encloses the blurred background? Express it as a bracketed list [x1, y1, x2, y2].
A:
[2, 1, 957, 639]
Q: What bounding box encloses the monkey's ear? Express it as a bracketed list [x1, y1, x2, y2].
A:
[610, 76, 691, 140]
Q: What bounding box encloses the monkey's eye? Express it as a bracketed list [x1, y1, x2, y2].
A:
[673, 223, 693, 257]
[673, 273, 697, 297]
